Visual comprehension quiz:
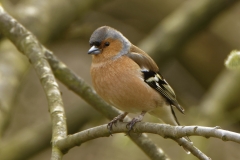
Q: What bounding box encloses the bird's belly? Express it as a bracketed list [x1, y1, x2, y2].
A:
[92, 71, 163, 113]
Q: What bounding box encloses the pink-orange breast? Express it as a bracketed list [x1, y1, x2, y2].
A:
[91, 56, 165, 113]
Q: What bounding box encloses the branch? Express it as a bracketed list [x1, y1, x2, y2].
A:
[0, 6, 67, 159]
[173, 138, 208, 160]
[45, 50, 170, 160]
[56, 122, 222, 160]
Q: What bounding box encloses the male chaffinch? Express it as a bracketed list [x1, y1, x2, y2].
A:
[88, 26, 186, 135]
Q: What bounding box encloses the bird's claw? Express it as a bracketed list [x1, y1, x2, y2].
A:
[126, 117, 141, 134]
[107, 112, 128, 135]
[125, 111, 146, 135]
[107, 117, 120, 135]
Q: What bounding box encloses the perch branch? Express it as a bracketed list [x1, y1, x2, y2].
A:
[56, 122, 227, 160]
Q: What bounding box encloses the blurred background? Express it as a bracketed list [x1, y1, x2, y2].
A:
[0, 0, 240, 159]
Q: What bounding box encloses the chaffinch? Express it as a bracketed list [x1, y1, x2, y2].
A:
[88, 26, 186, 133]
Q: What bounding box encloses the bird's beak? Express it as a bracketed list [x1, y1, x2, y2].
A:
[88, 46, 101, 55]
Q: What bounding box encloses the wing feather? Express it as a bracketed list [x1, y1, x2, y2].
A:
[125, 50, 184, 114]
[143, 71, 184, 114]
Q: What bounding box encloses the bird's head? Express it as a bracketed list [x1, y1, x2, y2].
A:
[88, 26, 131, 60]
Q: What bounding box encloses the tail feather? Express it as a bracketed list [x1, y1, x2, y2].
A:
[170, 105, 180, 125]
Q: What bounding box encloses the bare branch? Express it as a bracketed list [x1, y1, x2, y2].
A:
[0, 6, 67, 159]
[173, 138, 209, 160]
[57, 122, 230, 160]
[57, 122, 240, 159]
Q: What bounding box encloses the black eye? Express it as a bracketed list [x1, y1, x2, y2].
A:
[104, 42, 110, 46]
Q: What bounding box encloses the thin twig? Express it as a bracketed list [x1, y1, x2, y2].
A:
[0, 6, 67, 160]
[131, 123, 240, 143]
[174, 138, 210, 160]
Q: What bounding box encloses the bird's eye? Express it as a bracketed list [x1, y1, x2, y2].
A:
[104, 42, 110, 46]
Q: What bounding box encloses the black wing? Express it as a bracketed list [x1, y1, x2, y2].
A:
[142, 70, 185, 114]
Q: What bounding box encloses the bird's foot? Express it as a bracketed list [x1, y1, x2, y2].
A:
[126, 111, 146, 134]
[107, 112, 128, 135]
[126, 117, 142, 133]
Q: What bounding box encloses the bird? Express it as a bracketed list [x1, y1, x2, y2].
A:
[88, 26, 189, 144]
